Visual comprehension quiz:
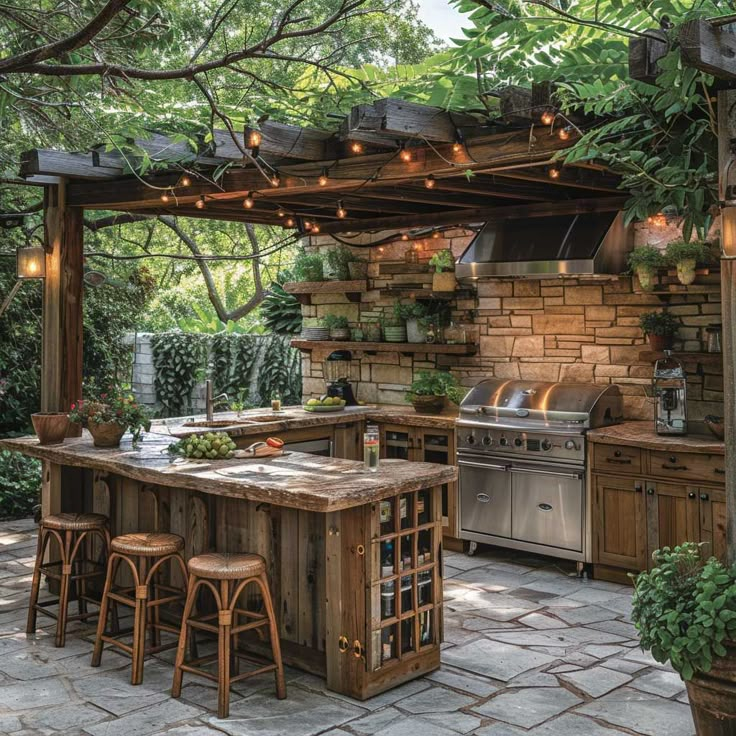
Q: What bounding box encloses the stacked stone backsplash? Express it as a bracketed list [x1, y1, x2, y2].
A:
[301, 222, 723, 427]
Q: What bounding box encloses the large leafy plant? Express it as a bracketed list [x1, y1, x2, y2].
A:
[406, 370, 465, 404]
[639, 310, 679, 337]
[632, 543, 736, 680]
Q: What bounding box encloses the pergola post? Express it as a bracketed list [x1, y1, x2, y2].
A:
[41, 181, 83, 517]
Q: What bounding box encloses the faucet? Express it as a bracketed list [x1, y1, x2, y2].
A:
[205, 379, 229, 422]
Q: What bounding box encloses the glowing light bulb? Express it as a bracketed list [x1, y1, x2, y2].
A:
[243, 192, 255, 208]
[424, 174, 436, 189]
[195, 197, 206, 209]
[311, 223, 321, 234]
[540, 110, 555, 126]
[270, 171, 280, 187]
[548, 166, 561, 180]
[401, 233, 409, 241]
[285, 217, 296, 228]
[350, 141, 364, 154]
[247, 129, 262, 148]
[277, 208, 286, 218]
[336, 201, 347, 219]
[318, 168, 329, 186]
[557, 126, 571, 141]
[400, 147, 412, 163]
[160, 191, 171, 203]
[179, 174, 192, 187]
[432, 231, 440, 239]
[452, 142, 462, 153]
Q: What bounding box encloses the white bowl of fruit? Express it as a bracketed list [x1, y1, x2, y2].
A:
[303, 396, 347, 412]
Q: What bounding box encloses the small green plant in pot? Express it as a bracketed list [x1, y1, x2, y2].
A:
[406, 370, 464, 414]
[429, 249, 456, 292]
[348, 254, 368, 280]
[665, 240, 714, 286]
[323, 313, 350, 340]
[628, 246, 666, 292]
[395, 302, 429, 343]
[69, 391, 151, 448]
[640, 310, 679, 351]
[293, 252, 325, 282]
[363, 320, 381, 342]
[632, 543, 736, 732]
[381, 314, 407, 343]
[325, 245, 359, 281]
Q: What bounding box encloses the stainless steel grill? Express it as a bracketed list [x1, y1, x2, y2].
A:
[456, 379, 623, 564]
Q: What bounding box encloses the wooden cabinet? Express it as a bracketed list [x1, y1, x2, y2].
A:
[378, 423, 457, 539]
[592, 443, 727, 581]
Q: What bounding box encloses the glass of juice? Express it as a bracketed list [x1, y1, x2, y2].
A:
[364, 425, 380, 472]
[271, 390, 282, 412]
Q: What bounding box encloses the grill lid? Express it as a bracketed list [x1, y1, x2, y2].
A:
[459, 379, 623, 429]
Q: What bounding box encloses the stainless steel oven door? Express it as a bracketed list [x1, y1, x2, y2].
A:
[510, 463, 583, 552]
[458, 455, 511, 538]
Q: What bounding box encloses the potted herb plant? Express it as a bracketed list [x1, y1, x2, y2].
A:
[381, 314, 407, 343]
[395, 302, 429, 343]
[69, 392, 151, 448]
[640, 310, 679, 351]
[429, 249, 456, 292]
[348, 254, 368, 280]
[325, 245, 355, 281]
[363, 320, 381, 342]
[323, 313, 351, 340]
[632, 543, 736, 734]
[665, 240, 714, 286]
[405, 370, 464, 415]
[293, 252, 325, 282]
[628, 245, 666, 292]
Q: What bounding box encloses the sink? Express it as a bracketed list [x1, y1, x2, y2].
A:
[181, 414, 293, 429]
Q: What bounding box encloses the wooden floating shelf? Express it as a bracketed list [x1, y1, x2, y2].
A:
[634, 286, 721, 299]
[283, 280, 367, 304]
[378, 263, 430, 275]
[291, 339, 477, 355]
[379, 288, 476, 301]
[639, 351, 723, 366]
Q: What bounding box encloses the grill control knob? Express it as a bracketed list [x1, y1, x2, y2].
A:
[482, 435, 493, 446]
[564, 439, 577, 451]
[499, 437, 508, 447]
[541, 439, 552, 451]
[514, 437, 523, 448]
[466, 434, 476, 445]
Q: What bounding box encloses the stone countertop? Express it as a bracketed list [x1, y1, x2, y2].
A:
[161, 404, 459, 439]
[0, 434, 456, 513]
[588, 421, 725, 455]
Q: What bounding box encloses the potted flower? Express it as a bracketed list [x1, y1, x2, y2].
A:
[381, 315, 407, 343]
[632, 543, 736, 733]
[665, 240, 714, 286]
[405, 370, 465, 415]
[429, 249, 456, 292]
[363, 320, 381, 342]
[628, 245, 666, 292]
[31, 412, 71, 446]
[640, 310, 679, 351]
[323, 314, 351, 340]
[69, 392, 151, 448]
[395, 302, 429, 343]
[293, 252, 325, 282]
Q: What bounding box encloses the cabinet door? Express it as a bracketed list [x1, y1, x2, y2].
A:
[699, 487, 727, 563]
[644, 480, 699, 565]
[379, 424, 411, 461]
[593, 474, 647, 570]
[414, 428, 457, 538]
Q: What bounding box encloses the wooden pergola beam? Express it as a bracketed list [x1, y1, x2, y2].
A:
[681, 19, 736, 80]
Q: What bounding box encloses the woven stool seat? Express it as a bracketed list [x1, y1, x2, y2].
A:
[111, 532, 183, 556]
[188, 553, 265, 580]
[43, 513, 108, 532]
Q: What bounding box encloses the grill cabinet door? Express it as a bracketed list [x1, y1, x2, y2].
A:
[459, 459, 511, 538]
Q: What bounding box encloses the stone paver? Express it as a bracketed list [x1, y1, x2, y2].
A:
[0, 519, 693, 736]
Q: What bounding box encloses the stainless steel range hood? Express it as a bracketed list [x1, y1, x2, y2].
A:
[456, 210, 631, 279]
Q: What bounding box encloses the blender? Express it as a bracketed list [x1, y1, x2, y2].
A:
[324, 350, 359, 406]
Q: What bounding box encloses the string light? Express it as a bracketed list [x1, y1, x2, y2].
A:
[548, 165, 561, 180]
[424, 174, 436, 189]
[247, 129, 262, 148]
[452, 132, 464, 153]
[399, 145, 412, 163]
[557, 126, 571, 141]
[311, 223, 321, 234]
[178, 174, 192, 187]
[401, 233, 410, 241]
[540, 109, 555, 126]
[304, 220, 312, 231]
[318, 168, 329, 186]
[160, 190, 172, 203]
[277, 207, 286, 218]
[336, 201, 347, 219]
[350, 141, 364, 154]
[243, 192, 255, 209]
[195, 196, 206, 210]
[285, 217, 296, 228]
[270, 170, 281, 187]
[432, 231, 441, 239]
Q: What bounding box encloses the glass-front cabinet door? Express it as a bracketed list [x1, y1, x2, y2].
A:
[415, 428, 456, 538]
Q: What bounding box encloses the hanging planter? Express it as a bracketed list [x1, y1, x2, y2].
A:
[664, 240, 715, 287]
[627, 245, 666, 293]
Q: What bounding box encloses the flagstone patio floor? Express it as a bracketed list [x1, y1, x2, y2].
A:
[0, 518, 694, 736]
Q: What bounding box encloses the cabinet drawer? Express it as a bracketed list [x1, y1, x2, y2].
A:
[592, 444, 642, 474]
[649, 451, 725, 484]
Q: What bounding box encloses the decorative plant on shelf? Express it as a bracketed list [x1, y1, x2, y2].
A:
[293, 252, 325, 282]
[322, 313, 350, 340]
[363, 320, 381, 342]
[69, 389, 151, 448]
[428, 249, 456, 292]
[627, 246, 666, 292]
[664, 240, 715, 286]
[405, 370, 465, 415]
[380, 313, 407, 343]
[348, 254, 368, 280]
[325, 245, 360, 281]
[261, 277, 302, 335]
[639, 310, 679, 351]
[395, 302, 429, 343]
[632, 543, 736, 731]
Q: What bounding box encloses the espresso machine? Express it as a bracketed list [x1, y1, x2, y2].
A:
[324, 350, 359, 405]
[653, 351, 687, 435]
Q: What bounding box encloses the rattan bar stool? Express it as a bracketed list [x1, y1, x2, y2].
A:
[27, 512, 111, 647]
[91, 532, 188, 685]
[172, 552, 286, 718]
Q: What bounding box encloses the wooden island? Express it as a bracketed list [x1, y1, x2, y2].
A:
[0, 431, 456, 700]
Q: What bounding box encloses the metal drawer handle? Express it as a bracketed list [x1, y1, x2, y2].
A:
[662, 464, 688, 471]
[606, 458, 632, 465]
[476, 493, 491, 503]
[700, 493, 710, 502]
[510, 467, 583, 480]
[688, 492, 697, 499]
[538, 503, 553, 512]
[459, 460, 510, 471]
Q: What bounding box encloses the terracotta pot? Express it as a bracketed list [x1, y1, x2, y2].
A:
[31, 413, 70, 445]
[88, 421, 126, 448]
[677, 258, 698, 286]
[411, 395, 446, 415]
[686, 642, 736, 735]
[348, 261, 368, 280]
[636, 265, 656, 292]
[647, 333, 675, 351]
[432, 271, 456, 292]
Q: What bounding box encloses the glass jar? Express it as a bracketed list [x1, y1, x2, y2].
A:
[364, 424, 380, 472]
[271, 390, 282, 412]
[705, 324, 722, 353]
[444, 321, 465, 344]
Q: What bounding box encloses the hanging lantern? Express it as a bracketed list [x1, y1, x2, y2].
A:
[16, 246, 46, 279]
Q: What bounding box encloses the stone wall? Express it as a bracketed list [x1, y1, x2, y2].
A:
[300, 221, 723, 429]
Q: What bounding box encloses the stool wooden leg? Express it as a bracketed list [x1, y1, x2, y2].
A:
[91, 552, 119, 667]
[257, 572, 286, 699]
[75, 532, 89, 618]
[218, 580, 232, 719]
[26, 528, 47, 635]
[131, 560, 148, 686]
[172, 575, 199, 699]
[54, 530, 73, 647]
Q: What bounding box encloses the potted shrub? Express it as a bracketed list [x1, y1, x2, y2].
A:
[323, 314, 351, 340]
[429, 249, 456, 292]
[293, 252, 325, 282]
[348, 254, 368, 280]
[640, 310, 679, 351]
[325, 245, 356, 281]
[405, 370, 465, 415]
[31, 412, 71, 445]
[69, 392, 151, 448]
[381, 315, 407, 343]
[395, 302, 428, 343]
[628, 245, 666, 292]
[665, 240, 714, 286]
[632, 543, 736, 733]
[363, 321, 381, 342]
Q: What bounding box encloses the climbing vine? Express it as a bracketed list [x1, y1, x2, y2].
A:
[257, 335, 302, 405]
[150, 332, 208, 416]
[210, 333, 258, 397]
